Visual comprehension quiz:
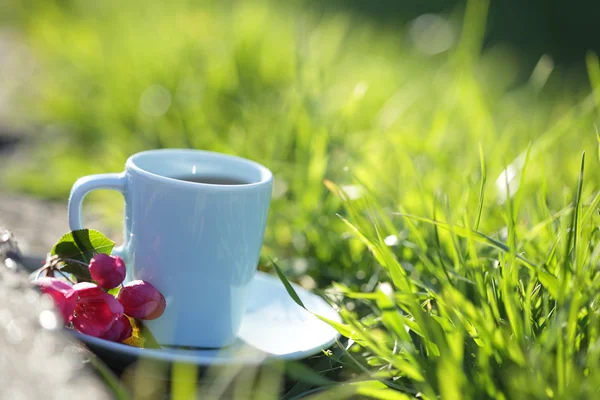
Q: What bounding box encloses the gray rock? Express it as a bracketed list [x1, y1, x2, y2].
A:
[0, 228, 112, 400]
[0, 193, 120, 269]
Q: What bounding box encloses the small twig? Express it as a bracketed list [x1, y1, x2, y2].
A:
[34, 257, 55, 280]
[35, 266, 47, 280]
[56, 269, 77, 284]
[62, 258, 90, 267]
[34, 256, 86, 283]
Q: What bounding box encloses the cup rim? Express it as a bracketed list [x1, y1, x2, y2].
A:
[126, 148, 273, 189]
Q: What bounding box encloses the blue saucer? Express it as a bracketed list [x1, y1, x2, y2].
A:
[71, 271, 341, 366]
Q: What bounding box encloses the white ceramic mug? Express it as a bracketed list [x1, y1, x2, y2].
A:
[68, 149, 273, 348]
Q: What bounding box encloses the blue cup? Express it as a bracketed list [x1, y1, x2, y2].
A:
[68, 149, 273, 348]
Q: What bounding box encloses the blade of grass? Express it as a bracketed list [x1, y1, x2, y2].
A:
[88, 354, 132, 400]
[474, 143, 486, 230]
[305, 379, 414, 400]
[272, 259, 373, 347]
[171, 362, 198, 400]
[586, 52, 600, 114]
[337, 215, 411, 293]
[513, 143, 533, 219]
[502, 158, 524, 341]
[581, 190, 600, 226]
[523, 206, 573, 243]
[433, 199, 452, 283]
[573, 152, 586, 276]
[393, 213, 537, 270]
[252, 361, 284, 400]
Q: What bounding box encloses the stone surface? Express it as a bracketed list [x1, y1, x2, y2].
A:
[0, 193, 119, 265]
[0, 194, 73, 259]
[0, 228, 112, 399]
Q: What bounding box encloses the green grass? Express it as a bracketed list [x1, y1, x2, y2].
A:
[6, 0, 600, 398]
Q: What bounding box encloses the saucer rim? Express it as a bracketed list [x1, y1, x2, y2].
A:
[71, 271, 341, 366]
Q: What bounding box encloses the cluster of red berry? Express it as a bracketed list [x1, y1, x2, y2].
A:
[33, 253, 166, 343]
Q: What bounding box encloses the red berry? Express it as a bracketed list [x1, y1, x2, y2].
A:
[100, 315, 132, 343]
[34, 277, 76, 323]
[117, 280, 166, 320]
[89, 253, 126, 290]
[72, 282, 124, 337]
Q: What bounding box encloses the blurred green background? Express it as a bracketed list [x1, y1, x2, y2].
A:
[0, 0, 598, 288]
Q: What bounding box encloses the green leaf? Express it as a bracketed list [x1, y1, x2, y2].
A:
[51, 229, 115, 281]
[52, 229, 115, 260]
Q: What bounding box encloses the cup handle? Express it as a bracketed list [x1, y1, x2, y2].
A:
[68, 173, 127, 254]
